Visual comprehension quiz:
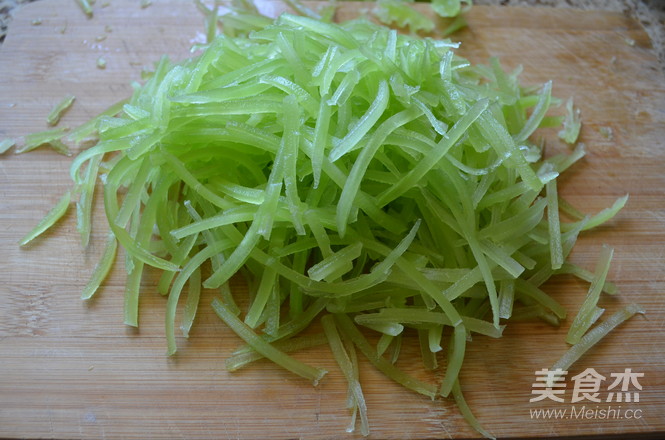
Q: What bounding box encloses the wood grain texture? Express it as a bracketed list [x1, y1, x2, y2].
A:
[0, 1, 664, 438]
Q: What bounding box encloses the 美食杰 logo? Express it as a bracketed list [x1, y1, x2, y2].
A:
[528, 368, 644, 420]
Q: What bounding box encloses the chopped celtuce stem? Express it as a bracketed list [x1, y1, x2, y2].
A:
[556, 262, 620, 295]
[566, 245, 614, 344]
[334, 313, 437, 399]
[212, 298, 328, 384]
[47, 94, 76, 126]
[76, 154, 102, 248]
[452, 380, 496, 440]
[181, 267, 202, 338]
[558, 97, 581, 144]
[18, 191, 71, 246]
[0, 138, 15, 154]
[225, 333, 328, 371]
[16, 127, 69, 154]
[546, 180, 564, 270]
[81, 232, 118, 299]
[322, 315, 370, 436]
[75, 0, 93, 18]
[552, 304, 644, 381]
[307, 242, 362, 281]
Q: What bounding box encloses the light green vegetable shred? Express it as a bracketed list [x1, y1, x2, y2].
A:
[14, 2, 639, 438]
[558, 97, 581, 144]
[47, 94, 76, 126]
[19, 190, 71, 246]
[373, 0, 435, 33]
[75, 0, 93, 18]
[0, 138, 15, 154]
[16, 127, 70, 155]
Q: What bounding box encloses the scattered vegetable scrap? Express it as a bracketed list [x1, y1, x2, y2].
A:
[0, 138, 15, 154]
[47, 94, 76, 126]
[75, 0, 93, 18]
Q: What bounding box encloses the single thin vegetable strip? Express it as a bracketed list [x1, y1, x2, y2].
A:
[47, 94, 76, 126]
[557, 262, 620, 295]
[76, 154, 102, 248]
[334, 313, 438, 399]
[329, 80, 389, 162]
[226, 333, 328, 371]
[559, 97, 581, 144]
[579, 194, 629, 231]
[552, 304, 644, 380]
[452, 380, 496, 440]
[546, 179, 564, 270]
[322, 315, 370, 436]
[0, 138, 15, 154]
[212, 298, 328, 385]
[19, 191, 71, 246]
[16, 127, 69, 155]
[566, 245, 614, 344]
[75, 0, 93, 18]
[81, 232, 118, 300]
[181, 267, 202, 338]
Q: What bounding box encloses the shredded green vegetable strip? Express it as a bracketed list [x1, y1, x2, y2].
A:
[19, 191, 71, 246]
[552, 303, 644, 380]
[322, 315, 370, 436]
[18, 6, 637, 439]
[0, 138, 15, 154]
[75, 0, 93, 18]
[16, 127, 70, 155]
[81, 232, 117, 300]
[212, 298, 328, 384]
[47, 94, 76, 126]
[566, 245, 614, 344]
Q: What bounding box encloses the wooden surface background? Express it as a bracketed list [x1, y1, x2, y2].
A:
[0, 0, 664, 438]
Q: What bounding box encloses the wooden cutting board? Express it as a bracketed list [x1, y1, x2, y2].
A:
[0, 0, 664, 438]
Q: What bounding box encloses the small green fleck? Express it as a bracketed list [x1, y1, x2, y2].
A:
[0, 138, 15, 154]
[75, 0, 93, 18]
[599, 126, 613, 140]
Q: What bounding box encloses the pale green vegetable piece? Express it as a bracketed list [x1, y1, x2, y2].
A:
[226, 333, 328, 371]
[566, 245, 614, 344]
[322, 315, 369, 436]
[556, 262, 620, 295]
[212, 298, 328, 385]
[81, 232, 118, 299]
[76, 154, 102, 248]
[47, 94, 76, 126]
[16, 127, 69, 154]
[558, 97, 581, 144]
[19, 191, 71, 246]
[546, 180, 564, 270]
[432, 0, 463, 18]
[552, 304, 643, 379]
[373, 0, 435, 33]
[0, 138, 15, 154]
[75, 0, 93, 18]
[452, 380, 496, 440]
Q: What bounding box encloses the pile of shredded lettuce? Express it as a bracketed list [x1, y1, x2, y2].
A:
[16, 3, 640, 438]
